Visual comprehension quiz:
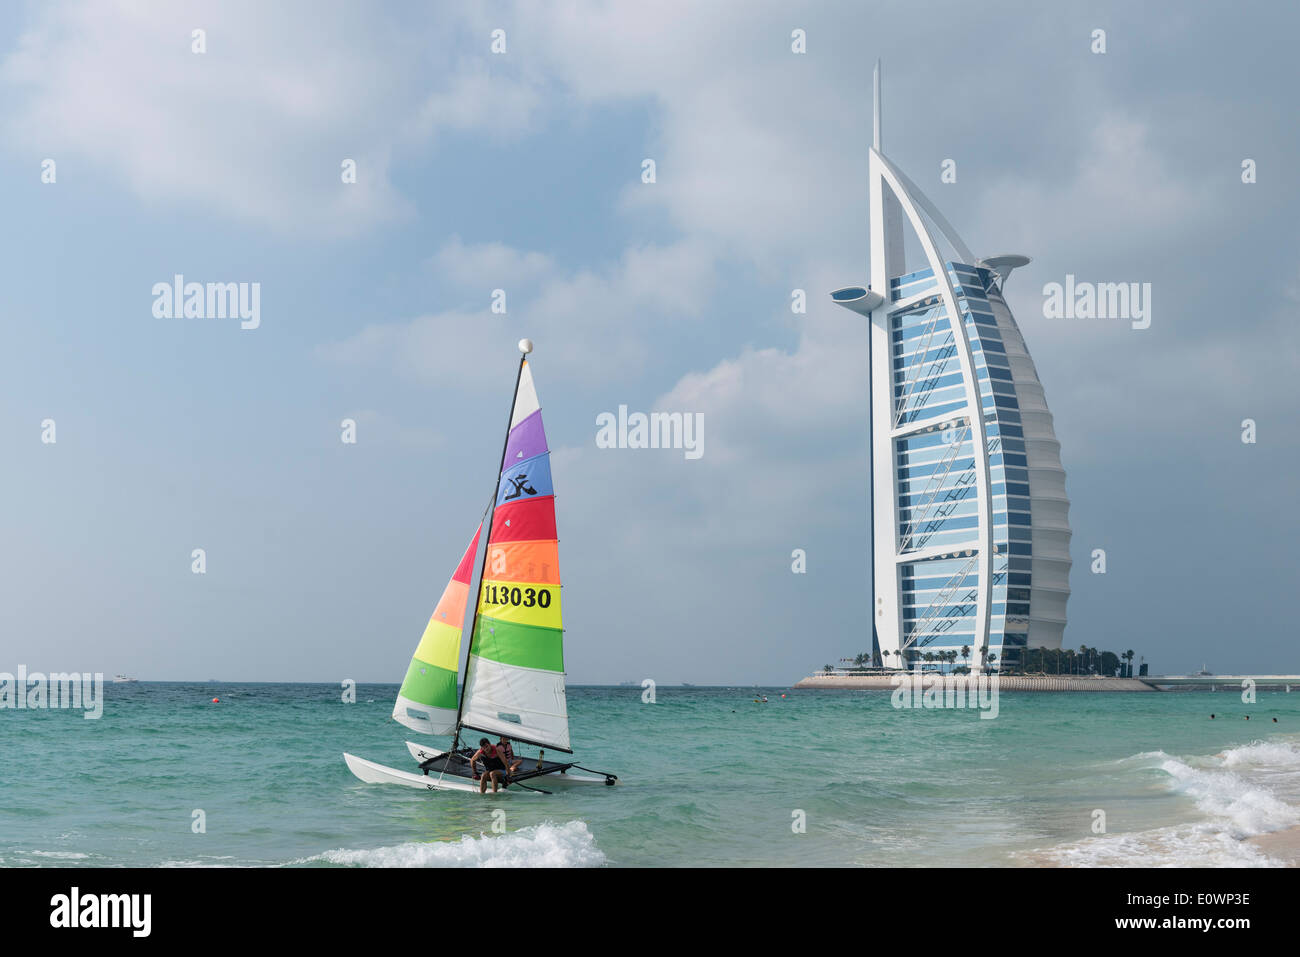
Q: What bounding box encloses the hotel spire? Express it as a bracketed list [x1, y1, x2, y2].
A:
[873, 59, 881, 151]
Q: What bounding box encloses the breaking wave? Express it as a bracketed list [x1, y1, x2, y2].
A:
[1031, 739, 1300, 867]
[299, 820, 606, 868]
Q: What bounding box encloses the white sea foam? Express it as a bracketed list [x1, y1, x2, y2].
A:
[1036, 824, 1280, 868]
[28, 850, 91, 860]
[301, 820, 606, 868]
[1158, 754, 1300, 838]
[1218, 738, 1300, 770]
[1033, 740, 1300, 867]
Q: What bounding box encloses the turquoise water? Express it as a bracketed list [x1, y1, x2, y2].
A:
[3, 683, 1299, 866]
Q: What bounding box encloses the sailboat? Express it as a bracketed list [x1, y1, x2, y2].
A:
[343, 340, 617, 793]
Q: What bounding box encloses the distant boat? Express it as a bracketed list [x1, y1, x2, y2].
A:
[1196, 662, 1214, 676]
[112, 675, 137, 683]
[343, 342, 618, 794]
[680, 682, 696, 687]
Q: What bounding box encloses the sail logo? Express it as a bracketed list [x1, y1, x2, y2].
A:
[502, 473, 538, 501]
[595, 405, 704, 460]
[1041, 275, 1151, 330]
[49, 887, 151, 937]
[151, 274, 261, 330]
[0, 667, 103, 719]
[890, 672, 1000, 719]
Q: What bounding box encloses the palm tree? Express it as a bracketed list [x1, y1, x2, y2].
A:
[1123, 649, 1135, 678]
[960, 645, 971, 670]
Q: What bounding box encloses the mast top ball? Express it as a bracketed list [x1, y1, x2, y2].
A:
[518, 338, 533, 354]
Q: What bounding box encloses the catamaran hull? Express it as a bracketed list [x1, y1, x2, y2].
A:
[402, 741, 614, 786]
[343, 752, 507, 793]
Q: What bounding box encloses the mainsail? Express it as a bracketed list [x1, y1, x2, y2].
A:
[391, 525, 482, 736]
[459, 357, 571, 752]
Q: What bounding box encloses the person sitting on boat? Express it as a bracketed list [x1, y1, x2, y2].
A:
[496, 735, 524, 775]
[469, 738, 510, 794]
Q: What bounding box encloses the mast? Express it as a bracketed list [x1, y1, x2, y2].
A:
[452, 341, 532, 750]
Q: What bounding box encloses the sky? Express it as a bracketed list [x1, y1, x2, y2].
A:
[0, 0, 1296, 684]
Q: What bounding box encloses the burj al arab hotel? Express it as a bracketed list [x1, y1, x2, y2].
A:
[832, 63, 1071, 674]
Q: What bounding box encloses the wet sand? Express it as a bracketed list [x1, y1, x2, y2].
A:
[1247, 826, 1300, 865]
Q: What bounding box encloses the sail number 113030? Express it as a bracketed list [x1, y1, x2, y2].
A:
[482, 584, 552, 609]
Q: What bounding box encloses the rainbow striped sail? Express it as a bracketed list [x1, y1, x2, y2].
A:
[459, 357, 571, 752]
[391, 525, 482, 736]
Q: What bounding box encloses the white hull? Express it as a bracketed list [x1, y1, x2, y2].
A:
[342, 752, 505, 794]
[403, 741, 613, 786]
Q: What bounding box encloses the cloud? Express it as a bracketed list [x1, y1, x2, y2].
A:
[560, 260, 870, 545]
[0, 1, 542, 236]
[970, 113, 1218, 262]
[409, 61, 546, 141]
[429, 235, 556, 289]
[509, 3, 870, 269]
[320, 235, 718, 386]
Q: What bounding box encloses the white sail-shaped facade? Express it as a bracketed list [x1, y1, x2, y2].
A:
[832, 64, 1070, 672]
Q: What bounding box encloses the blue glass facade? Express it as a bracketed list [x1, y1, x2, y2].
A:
[889, 263, 1032, 670]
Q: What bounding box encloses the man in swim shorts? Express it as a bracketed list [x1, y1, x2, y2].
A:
[469, 737, 510, 794]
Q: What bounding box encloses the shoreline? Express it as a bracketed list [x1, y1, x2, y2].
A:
[793, 674, 1156, 691]
[1247, 825, 1300, 865]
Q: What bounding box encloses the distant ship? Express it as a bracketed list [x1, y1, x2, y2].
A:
[112, 675, 138, 683]
[1195, 663, 1214, 676]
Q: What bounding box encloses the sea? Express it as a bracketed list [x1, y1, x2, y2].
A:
[3, 683, 1299, 867]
